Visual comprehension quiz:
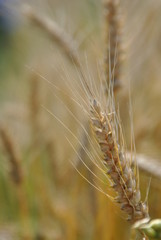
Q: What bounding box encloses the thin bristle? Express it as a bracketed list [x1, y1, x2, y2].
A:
[89, 98, 149, 222]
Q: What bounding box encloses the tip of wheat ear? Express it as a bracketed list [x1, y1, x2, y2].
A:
[90, 98, 149, 222]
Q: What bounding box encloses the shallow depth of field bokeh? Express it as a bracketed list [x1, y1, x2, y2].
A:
[0, 0, 161, 239]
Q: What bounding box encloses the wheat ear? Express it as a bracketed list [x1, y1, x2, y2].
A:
[0, 125, 23, 185]
[104, 0, 124, 91]
[89, 98, 149, 222]
[23, 5, 80, 67]
[0, 125, 32, 239]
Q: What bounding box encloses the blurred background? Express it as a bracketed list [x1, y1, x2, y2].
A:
[0, 0, 161, 239]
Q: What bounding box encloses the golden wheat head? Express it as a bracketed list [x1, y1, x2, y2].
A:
[89, 98, 149, 223]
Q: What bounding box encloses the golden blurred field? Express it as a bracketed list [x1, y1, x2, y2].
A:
[0, 0, 161, 239]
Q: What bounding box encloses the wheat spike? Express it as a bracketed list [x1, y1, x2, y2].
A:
[23, 5, 80, 67]
[104, 0, 124, 91]
[29, 72, 42, 147]
[89, 98, 149, 222]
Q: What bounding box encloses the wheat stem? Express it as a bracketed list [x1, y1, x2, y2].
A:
[131, 153, 161, 181]
[104, 0, 124, 92]
[0, 125, 31, 239]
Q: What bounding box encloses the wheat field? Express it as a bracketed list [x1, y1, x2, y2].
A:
[0, 0, 161, 239]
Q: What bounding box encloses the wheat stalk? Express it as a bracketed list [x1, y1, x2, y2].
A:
[0, 125, 23, 185]
[104, 0, 124, 92]
[129, 153, 161, 181]
[23, 5, 80, 67]
[0, 124, 31, 239]
[28, 71, 43, 148]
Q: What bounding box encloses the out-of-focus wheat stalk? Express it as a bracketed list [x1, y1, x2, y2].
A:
[45, 139, 60, 183]
[0, 125, 23, 185]
[104, 0, 124, 92]
[23, 4, 80, 67]
[130, 153, 161, 181]
[29, 72, 42, 148]
[0, 125, 31, 239]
